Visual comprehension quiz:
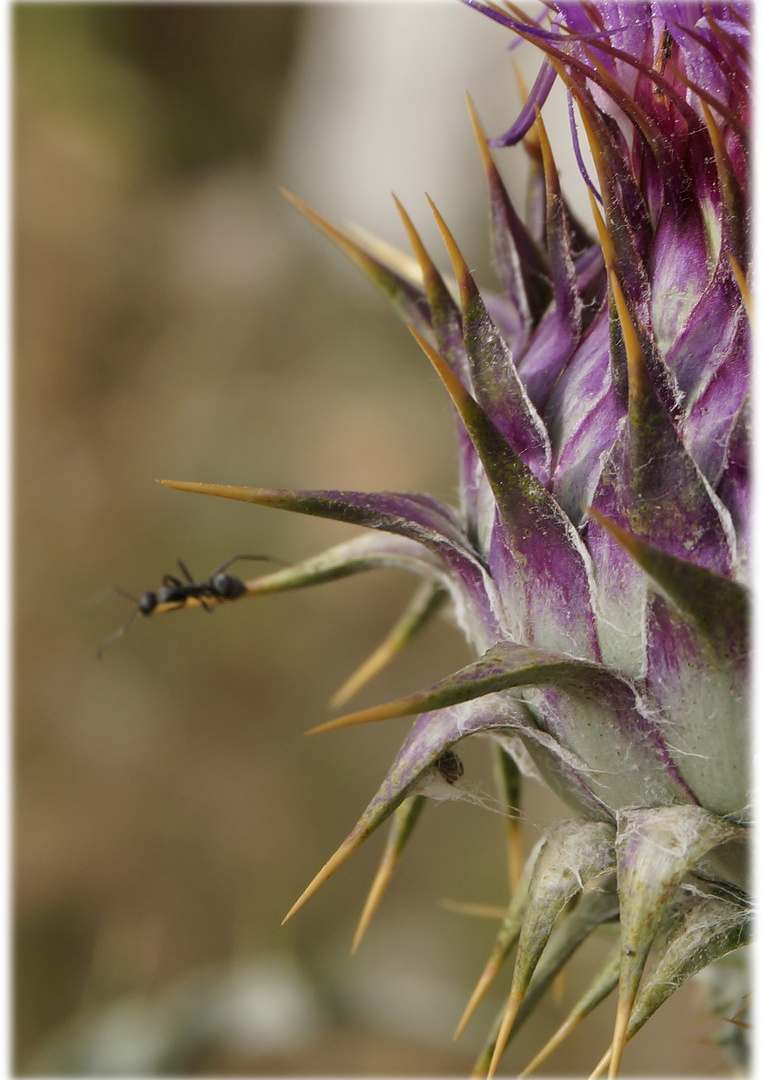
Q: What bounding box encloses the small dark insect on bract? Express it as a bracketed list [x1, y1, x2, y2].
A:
[434, 748, 465, 785]
[98, 554, 281, 657]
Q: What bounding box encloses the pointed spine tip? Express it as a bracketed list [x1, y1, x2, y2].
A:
[588, 1046, 612, 1080]
[350, 851, 395, 953]
[306, 697, 407, 736]
[512, 57, 529, 105]
[586, 506, 632, 551]
[281, 186, 387, 279]
[487, 993, 522, 1078]
[392, 193, 438, 288]
[281, 837, 358, 924]
[517, 1015, 575, 1078]
[408, 325, 469, 411]
[532, 104, 559, 191]
[157, 479, 271, 505]
[454, 967, 497, 1041]
[607, 995, 632, 1078]
[587, 189, 616, 272]
[279, 186, 340, 239]
[425, 194, 471, 295]
[465, 92, 493, 174]
[279, 186, 339, 240]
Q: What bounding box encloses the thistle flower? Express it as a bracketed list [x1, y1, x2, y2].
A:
[159, 2, 751, 1075]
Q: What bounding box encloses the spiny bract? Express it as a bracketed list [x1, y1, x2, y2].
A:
[161, 2, 751, 1075]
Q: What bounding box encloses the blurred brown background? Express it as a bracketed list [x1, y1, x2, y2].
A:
[14, 3, 735, 1075]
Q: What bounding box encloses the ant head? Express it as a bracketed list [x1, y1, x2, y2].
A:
[139, 591, 158, 615]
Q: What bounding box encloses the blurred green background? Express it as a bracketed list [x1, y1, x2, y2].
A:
[14, 3, 735, 1075]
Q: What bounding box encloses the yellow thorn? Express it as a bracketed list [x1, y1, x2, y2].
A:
[502, 0, 539, 24]
[517, 1014, 577, 1078]
[158, 479, 269, 503]
[426, 193, 472, 294]
[487, 992, 522, 1079]
[391, 193, 450, 299]
[352, 797, 426, 951]
[607, 993, 633, 1078]
[586, 506, 637, 554]
[606, 270, 647, 402]
[728, 251, 753, 324]
[439, 899, 507, 920]
[346, 220, 424, 284]
[513, 58, 530, 104]
[281, 835, 359, 924]
[330, 635, 401, 710]
[351, 848, 396, 953]
[408, 324, 471, 412]
[465, 92, 494, 175]
[391, 193, 461, 303]
[729, 995, 752, 1022]
[586, 189, 617, 273]
[281, 188, 430, 293]
[531, 104, 560, 192]
[393, 192, 428, 261]
[588, 1045, 612, 1080]
[331, 581, 443, 708]
[306, 694, 410, 735]
[280, 187, 371, 273]
[580, 45, 659, 160]
[454, 961, 503, 1041]
[507, 815, 523, 895]
[700, 99, 725, 168]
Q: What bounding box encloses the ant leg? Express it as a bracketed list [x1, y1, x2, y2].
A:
[210, 554, 287, 577]
[176, 560, 196, 585]
[173, 559, 212, 611]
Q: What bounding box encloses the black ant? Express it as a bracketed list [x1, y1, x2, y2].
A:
[98, 554, 282, 657]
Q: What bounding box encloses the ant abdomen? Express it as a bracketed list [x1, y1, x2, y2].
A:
[210, 573, 247, 600]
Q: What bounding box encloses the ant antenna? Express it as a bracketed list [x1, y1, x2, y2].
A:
[97, 607, 139, 659]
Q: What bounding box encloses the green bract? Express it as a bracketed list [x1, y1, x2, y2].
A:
[160, 3, 751, 1075]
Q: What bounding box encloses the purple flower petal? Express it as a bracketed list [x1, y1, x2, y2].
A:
[546, 308, 626, 522]
[411, 332, 600, 658]
[666, 253, 749, 407]
[680, 316, 750, 488]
